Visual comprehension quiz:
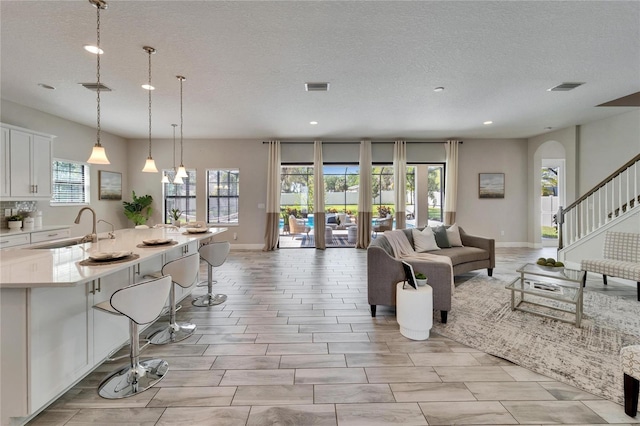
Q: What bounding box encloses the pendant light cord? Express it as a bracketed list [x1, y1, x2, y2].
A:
[179, 76, 184, 166]
[147, 48, 153, 157]
[96, 5, 101, 147]
[172, 124, 177, 169]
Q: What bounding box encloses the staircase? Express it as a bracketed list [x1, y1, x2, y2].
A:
[558, 154, 640, 264]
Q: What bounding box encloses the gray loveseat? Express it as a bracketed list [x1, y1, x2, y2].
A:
[367, 227, 495, 323]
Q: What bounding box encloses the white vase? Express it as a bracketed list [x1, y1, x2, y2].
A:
[8, 220, 22, 230]
[416, 278, 428, 287]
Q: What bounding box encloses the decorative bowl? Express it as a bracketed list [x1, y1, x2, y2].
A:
[536, 264, 565, 273]
[186, 227, 209, 234]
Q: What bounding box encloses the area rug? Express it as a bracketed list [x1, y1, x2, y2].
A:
[299, 235, 353, 247]
[432, 273, 640, 404]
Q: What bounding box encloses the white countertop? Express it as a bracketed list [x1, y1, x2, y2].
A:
[0, 227, 226, 288]
[0, 225, 69, 236]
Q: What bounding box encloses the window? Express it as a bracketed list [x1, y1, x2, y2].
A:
[207, 169, 239, 224]
[163, 169, 196, 223]
[51, 160, 90, 205]
[372, 165, 394, 215]
[323, 165, 359, 214]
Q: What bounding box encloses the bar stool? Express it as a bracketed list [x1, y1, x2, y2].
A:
[93, 275, 172, 399]
[147, 253, 200, 344]
[193, 241, 230, 307]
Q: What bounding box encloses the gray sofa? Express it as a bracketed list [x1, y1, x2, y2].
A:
[367, 227, 495, 323]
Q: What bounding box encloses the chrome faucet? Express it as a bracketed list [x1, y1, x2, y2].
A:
[97, 219, 115, 239]
[74, 207, 98, 243]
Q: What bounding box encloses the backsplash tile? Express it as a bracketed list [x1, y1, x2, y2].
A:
[1, 201, 38, 228]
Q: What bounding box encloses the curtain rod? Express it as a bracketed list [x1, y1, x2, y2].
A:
[262, 140, 462, 145]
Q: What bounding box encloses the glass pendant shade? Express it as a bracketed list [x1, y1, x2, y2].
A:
[176, 165, 188, 178]
[161, 174, 170, 184]
[142, 157, 158, 173]
[173, 174, 184, 185]
[87, 144, 110, 164]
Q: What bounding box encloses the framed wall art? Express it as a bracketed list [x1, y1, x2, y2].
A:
[99, 170, 122, 200]
[479, 173, 505, 199]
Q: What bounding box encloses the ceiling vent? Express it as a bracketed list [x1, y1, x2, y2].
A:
[547, 82, 584, 92]
[305, 82, 330, 92]
[79, 82, 112, 92]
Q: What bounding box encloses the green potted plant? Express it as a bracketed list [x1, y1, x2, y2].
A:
[415, 272, 428, 286]
[170, 208, 182, 226]
[123, 191, 153, 226]
[7, 214, 23, 230]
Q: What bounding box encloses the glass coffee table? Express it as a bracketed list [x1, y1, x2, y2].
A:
[505, 263, 586, 327]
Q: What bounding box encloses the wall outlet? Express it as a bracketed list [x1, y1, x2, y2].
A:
[500, 230, 505, 236]
[233, 232, 237, 240]
[257, 203, 265, 209]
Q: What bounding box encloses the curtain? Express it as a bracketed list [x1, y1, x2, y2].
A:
[357, 139, 373, 248]
[393, 139, 406, 229]
[313, 140, 326, 250]
[444, 139, 459, 225]
[262, 140, 281, 251]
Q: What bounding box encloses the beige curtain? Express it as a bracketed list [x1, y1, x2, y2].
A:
[262, 140, 281, 251]
[313, 140, 326, 250]
[393, 139, 406, 229]
[444, 139, 459, 225]
[356, 139, 372, 248]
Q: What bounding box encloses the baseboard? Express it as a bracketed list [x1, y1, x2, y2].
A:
[496, 242, 538, 248]
[230, 243, 264, 250]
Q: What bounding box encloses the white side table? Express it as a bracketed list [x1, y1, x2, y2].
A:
[347, 226, 357, 244]
[396, 282, 433, 340]
[325, 226, 333, 242]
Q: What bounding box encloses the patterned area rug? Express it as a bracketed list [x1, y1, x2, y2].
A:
[432, 272, 640, 404]
[299, 235, 353, 247]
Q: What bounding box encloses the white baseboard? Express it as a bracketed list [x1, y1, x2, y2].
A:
[495, 242, 539, 248]
[230, 243, 264, 250]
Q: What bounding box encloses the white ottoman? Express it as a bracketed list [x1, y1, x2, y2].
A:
[396, 282, 433, 340]
[325, 226, 333, 242]
[347, 226, 357, 244]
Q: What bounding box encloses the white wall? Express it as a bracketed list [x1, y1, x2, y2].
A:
[577, 109, 640, 194]
[455, 139, 529, 245]
[126, 138, 268, 247]
[1, 100, 130, 238]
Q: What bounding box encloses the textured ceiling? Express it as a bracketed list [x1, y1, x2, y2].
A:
[1, 1, 639, 140]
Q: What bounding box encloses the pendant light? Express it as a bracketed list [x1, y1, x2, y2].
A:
[86, 0, 110, 164]
[141, 46, 158, 173]
[171, 124, 184, 184]
[175, 75, 188, 178]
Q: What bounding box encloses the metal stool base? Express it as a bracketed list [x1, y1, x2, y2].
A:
[147, 322, 196, 345]
[98, 358, 168, 399]
[192, 293, 227, 307]
[196, 279, 217, 288]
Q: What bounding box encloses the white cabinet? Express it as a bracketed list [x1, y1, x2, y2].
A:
[0, 127, 9, 197]
[30, 228, 70, 244]
[0, 233, 30, 249]
[1, 123, 54, 199]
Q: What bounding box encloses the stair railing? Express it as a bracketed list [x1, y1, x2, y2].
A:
[558, 153, 640, 249]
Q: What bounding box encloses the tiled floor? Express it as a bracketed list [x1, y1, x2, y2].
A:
[28, 247, 639, 425]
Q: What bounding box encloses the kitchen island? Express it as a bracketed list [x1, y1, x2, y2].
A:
[0, 227, 226, 426]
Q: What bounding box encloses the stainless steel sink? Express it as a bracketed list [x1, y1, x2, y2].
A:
[29, 238, 86, 249]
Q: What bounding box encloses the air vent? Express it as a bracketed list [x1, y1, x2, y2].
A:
[547, 82, 584, 92]
[305, 82, 330, 92]
[79, 82, 112, 92]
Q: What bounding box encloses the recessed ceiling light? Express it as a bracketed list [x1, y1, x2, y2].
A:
[141, 84, 155, 91]
[483, 121, 493, 125]
[434, 87, 445, 92]
[310, 121, 318, 125]
[38, 83, 56, 90]
[83, 45, 103, 55]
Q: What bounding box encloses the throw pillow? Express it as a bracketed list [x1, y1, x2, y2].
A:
[433, 225, 451, 248]
[446, 223, 464, 247]
[412, 228, 440, 252]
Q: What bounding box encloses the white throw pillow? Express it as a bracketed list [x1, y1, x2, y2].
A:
[446, 223, 464, 247]
[412, 228, 440, 252]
